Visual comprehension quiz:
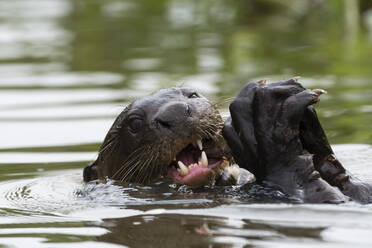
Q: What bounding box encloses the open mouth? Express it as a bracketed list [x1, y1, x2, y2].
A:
[166, 138, 229, 187]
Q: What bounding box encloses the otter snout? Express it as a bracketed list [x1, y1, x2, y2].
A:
[154, 102, 194, 130]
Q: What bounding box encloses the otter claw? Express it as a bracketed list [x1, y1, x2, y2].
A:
[312, 89, 327, 96]
[327, 154, 337, 162]
[292, 76, 301, 81]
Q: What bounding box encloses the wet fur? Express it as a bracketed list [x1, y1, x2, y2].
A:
[84, 80, 372, 203]
[223, 78, 372, 203]
[84, 88, 227, 184]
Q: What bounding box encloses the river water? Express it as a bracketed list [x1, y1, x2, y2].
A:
[0, 0, 372, 247]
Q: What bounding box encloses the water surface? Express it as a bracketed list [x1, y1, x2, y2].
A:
[1, 0, 372, 247]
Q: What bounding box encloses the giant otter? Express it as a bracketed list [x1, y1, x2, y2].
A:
[84, 78, 372, 203]
[83, 87, 251, 187]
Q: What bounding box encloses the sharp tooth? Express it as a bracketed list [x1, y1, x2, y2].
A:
[189, 163, 197, 169]
[200, 151, 208, 167]
[178, 161, 189, 176]
[312, 89, 327, 95]
[197, 139, 203, 150]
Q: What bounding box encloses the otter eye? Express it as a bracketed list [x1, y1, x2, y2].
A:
[128, 118, 143, 132]
[188, 92, 199, 98]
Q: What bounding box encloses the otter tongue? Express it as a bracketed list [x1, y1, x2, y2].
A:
[180, 166, 214, 186]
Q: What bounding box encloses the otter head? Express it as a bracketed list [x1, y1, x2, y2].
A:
[84, 88, 232, 186]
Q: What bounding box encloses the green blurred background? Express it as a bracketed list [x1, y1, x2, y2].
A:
[55, 0, 372, 144]
[1, 0, 372, 150]
[0, 1, 372, 247]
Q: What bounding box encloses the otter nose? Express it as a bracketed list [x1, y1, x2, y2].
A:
[154, 102, 192, 129]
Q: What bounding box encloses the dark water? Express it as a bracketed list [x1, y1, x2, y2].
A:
[1, 0, 372, 247]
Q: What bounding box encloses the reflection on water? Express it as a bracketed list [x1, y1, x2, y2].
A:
[0, 0, 372, 247]
[1, 144, 372, 248]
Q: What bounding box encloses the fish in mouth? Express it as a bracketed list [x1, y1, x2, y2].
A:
[83, 87, 244, 187]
